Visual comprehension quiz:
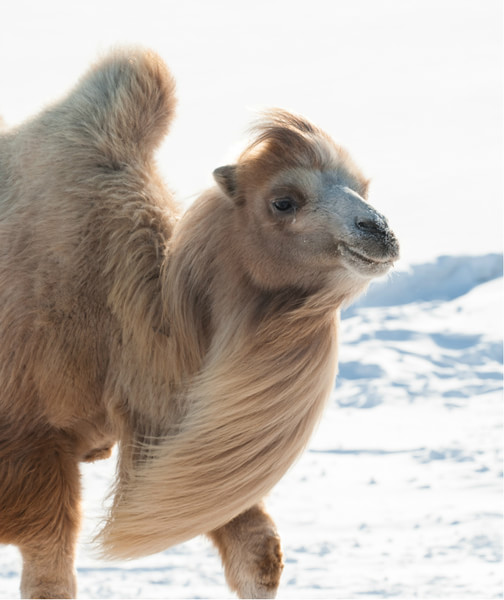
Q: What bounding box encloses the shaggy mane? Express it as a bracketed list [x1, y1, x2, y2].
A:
[99, 186, 342, 557]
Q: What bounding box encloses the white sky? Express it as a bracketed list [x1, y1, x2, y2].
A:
[1, 0, 502, 265]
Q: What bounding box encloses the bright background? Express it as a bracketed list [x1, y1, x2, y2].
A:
[1, 0, 502, 265]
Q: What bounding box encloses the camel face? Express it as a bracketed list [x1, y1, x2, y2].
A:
[221, 164, 399, 292]
[213, 110, 399, 293]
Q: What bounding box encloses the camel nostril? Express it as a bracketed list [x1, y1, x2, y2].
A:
[355, 217, 385, 234]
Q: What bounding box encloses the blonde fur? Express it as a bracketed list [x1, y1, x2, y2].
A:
[0, 48, 398, 598]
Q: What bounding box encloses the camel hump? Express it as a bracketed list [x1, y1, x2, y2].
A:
[60, 47, 177, 166]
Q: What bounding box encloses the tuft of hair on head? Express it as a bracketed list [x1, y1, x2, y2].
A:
[249, 108, 322, 139]
[213, 108, 337, 201]
[242, 108, 334, 168]
[212, 108, 368, 202]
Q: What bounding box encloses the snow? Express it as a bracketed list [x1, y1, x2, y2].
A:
[0, 254, 502, 598]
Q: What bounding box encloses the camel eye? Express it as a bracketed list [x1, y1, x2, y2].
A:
[272, 198, 295, 213]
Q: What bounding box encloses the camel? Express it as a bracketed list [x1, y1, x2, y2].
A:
[0, 48, 399, 599]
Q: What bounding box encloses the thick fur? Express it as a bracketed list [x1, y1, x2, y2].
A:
[0, 48, 398, 598]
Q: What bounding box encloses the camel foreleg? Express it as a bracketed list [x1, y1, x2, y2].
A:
[0, 430, 81, 599]
[208, 502, 284, 599]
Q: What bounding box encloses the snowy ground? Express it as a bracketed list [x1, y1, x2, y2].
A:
[0, 253, 502, 599]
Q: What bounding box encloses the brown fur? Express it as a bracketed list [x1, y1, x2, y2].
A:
[0, 48, 398, 598]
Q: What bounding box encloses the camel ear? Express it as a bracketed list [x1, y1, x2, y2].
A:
[213, 165, 237, 199]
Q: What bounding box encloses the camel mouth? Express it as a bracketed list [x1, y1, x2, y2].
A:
[339, 243, 397, 276]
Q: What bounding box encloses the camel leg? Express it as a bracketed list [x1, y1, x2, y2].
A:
[20, 542, 78, 600]
[0, 431, 81, 599]
[208, 502, 284, 599]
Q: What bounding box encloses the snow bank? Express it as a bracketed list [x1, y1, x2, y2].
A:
[338, 254, 503, 409]
[345, 253, 503, 312]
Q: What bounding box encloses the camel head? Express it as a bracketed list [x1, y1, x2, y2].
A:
[213, 110, 399, 297]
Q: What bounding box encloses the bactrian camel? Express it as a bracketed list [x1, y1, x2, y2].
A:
[0, 48, 399, 598]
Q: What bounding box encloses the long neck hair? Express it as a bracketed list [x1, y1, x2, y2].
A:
[98, 189, 345, 559]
